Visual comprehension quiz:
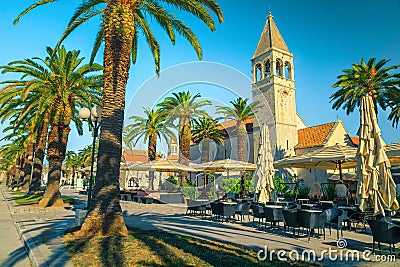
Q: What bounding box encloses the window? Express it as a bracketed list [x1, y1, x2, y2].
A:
[284, 62, 291, 79]
[276, 60, 282, 76]
[255, 64, 262, 81]
[264, 60, 271, 78]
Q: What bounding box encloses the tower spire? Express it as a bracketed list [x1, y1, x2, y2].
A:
[252, 12, 290, 60]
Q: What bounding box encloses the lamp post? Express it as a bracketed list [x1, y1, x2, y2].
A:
[79, 106, 102, 210]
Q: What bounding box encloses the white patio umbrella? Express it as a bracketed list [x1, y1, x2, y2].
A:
[254, 124, 275, 203]
[356, 94, 399, 216]
[129, 158, 199, 172]
[198, 159, 256, 176]
[273, 144, 358, 180]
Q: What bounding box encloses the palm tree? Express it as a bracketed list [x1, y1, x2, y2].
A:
[16, 0, 223, 236]
[331, 58, 400, 116]
[0, 46, 103, 206]
[0, 136, 27, 188]
[216, 97, 257, 162]
[0, 91, 50, 194]
[386, 88, 400, 128]
[124, 108, 175, 189]
[192, 117, 224, 163]
[157, 91, 211, 184]
[65, 150, 84, 186]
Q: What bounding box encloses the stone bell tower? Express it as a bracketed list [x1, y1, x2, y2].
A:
[252, 12, 297, 159]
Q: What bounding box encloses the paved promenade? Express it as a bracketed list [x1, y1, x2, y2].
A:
[1, 186, 399, 267]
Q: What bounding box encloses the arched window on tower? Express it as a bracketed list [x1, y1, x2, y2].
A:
[284, 62, 292, 79]
[276, 59, 283, 76]
[264, 60, 271, 78]
[255, 64, 262, 81]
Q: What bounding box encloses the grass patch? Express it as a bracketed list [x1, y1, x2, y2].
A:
[65, 228, 319, 267]
[13, 195, 75, 205]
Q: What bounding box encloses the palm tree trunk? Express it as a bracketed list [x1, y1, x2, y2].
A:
[79, 0, 131, 237]
[179, 117, 191, 185]
[148, 134, 157, 190]
[21, 134, 35, 192]
[39, 124, 70, 207]
[237, 120, 247, 162]
[201, 140, 210, 163]
[17, 155, 25, 190]
[29, 121, 49, 195]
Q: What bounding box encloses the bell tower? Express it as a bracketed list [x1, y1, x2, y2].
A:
[252, 12, 297, 159]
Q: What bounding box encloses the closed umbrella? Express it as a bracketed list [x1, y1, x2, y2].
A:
[254, 124, 275, 203]
[356, 94, 399, 216]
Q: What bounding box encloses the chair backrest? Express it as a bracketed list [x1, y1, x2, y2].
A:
[298, 210, 312, 228]
[282, 209, 299, 227]
[322, 208, 342, 223]
[241, 202, 251, 215]
[263, 207, 275, 221]
[252, 204, 264, 218]
[367, 219, 400, 243]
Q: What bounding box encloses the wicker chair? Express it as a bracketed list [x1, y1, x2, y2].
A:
[282, 209, 301, 238]
[298, 210, 325, 242]
[251, 204, 265, 227]
[321, 208, 345, 239]
[349, 208, 376, 232]
[367, 219, 400, 254]
[235, 202, 251, 222]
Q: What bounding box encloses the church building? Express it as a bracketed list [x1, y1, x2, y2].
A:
[190, 12, 357, 186]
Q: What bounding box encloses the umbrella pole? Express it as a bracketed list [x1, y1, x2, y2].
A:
[338, 161, 343, 181]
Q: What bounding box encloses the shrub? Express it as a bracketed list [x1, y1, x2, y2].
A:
[298, 186, 311, 199]
[322, 184, 337, 201]
[161, 176, 179, 191]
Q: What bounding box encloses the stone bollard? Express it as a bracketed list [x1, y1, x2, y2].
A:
[75, 209, 87, 226]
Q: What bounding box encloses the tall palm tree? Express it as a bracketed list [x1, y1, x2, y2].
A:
[331, 58, 400, 116]
[16, 0, 223, 236]
[157, 91, 211, 184]
[124, 108, 175, 189]
[0, 46, 103, 206]
[192, 117, 224, 163]
[216, 97, 257, 162]
[65, 150, 84, 186]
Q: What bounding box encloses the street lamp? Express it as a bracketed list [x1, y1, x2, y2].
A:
[79, 106, 102, 209]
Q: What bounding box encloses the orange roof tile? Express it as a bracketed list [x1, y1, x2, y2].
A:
[295, 122, 336, 149]
[123, 153, 148, 163]
[350, 136, 359, 146]
[217, 116, 254, 130]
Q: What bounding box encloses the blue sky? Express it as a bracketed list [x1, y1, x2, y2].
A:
[0, 0, 399, 153]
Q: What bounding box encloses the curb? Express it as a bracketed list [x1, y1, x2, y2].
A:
[15, 222, 48, 267]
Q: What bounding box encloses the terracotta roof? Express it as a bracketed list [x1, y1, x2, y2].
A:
[122, 153, 148, 163]
[295, 122, 336, 149]
[350, 136, 359, 146]
[253, 12, 290, 59]
[217, 117, 254, 130]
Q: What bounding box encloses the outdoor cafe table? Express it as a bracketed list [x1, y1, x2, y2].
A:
[277, 201, 294, 206]
[319, 201, 333, 204]
[297, 198, 309, 204]
[264, 205, 284, 209]
[300, 209, 323, 213]
[221, 202, 237, 205]
[302, 203, 317, 209]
